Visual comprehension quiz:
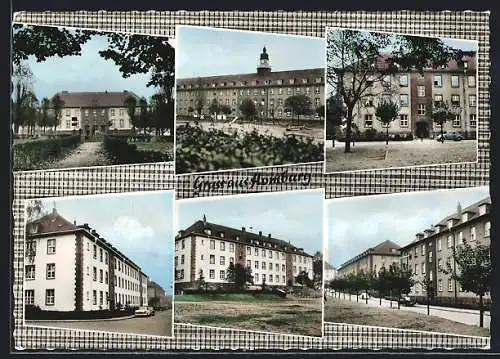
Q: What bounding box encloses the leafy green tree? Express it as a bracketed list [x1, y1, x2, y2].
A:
[197, 269, 206, 291]
[375, 266, 389, 305]
[150, 93, 173, 136]
[124, 95, 138, 131]
[312, 252, 323, 288]
[38, 97, 53, 133]
[316, 105, 325, 120]
[387, 263, 415, 309]
[51, 94, 64, 131]
[208, 99, 219, 118]
[137, 97, 150, 134]
[430, 101, 457, 142]
[420, 277, 436, 315]
[284, 95, 312, 126]
[26, 199, 46, 221]
[194, 78, 206, 119]
[325, 95, 346, 148]
[219, 105, 232, 117]
[226, 262, 253, 289]
[188, 106, 194, 116]
[327, 28, 463, 153]
[12, 62, 34, 134]
[24, 93, 39, 136]
[295, 270, 313, 288]
[239, 98, 257, 122]
[441, 240, 491, 328]
[375, 100, 400, 145]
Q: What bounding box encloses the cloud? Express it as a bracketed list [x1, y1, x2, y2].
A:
[106, 216, 155, 243]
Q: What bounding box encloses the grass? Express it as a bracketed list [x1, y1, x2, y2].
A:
[134, 138, 174, 155]
[194, 313, 269, 324]
[175, 293, 288, 302]
[325, 298, 490, 337]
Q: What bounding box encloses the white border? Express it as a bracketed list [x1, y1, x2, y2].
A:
[322, 26, 480, 175]
[12, 22, 175, 174]
[21, 189, 177, 339]
[174, 188, 326, 339]
[323, 185, 491, 339]
[173, 24, 326, 176]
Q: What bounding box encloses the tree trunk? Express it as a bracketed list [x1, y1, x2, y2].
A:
[14, 123, 19, 135]
[390, 289, 393, 308]
[479, 294, 484, 328]
[379, 294, 382, 306]
[356, 290, 359, 303]
[386, 126, 389, 145]
[397, 290, 401, 310]
[344, 108, 353, 153]
[427, 295, 430, 315]
[440, 124, 444, 143]
[365, 292, 368, 304]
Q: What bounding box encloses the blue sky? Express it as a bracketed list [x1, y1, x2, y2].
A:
[34, 191, 174, 296]
[176, 26, 325, 78]
[326, 186, 490, 268]
[177, 190, 325, 256]
[22, 28, 160, 101]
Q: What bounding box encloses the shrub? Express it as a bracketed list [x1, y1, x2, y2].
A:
[175, 124, 323, 173]
[24, 305, 136, 320]
[13, 135, 81, 170]
[365, 128, 378, 140]
[103, 136, 172, 164]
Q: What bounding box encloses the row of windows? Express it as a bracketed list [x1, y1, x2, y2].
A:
[179, 86, 322, 97]
[25, 264, 54, 280]
[412, 278, 459, 294]
[371, 74, 476, 88]
[179, 96, 323, 108]
[178, 77, 323, 90]
[363, 113, 477, 128]
[25, 289, 54, 306]
[363, 94, 476, 109]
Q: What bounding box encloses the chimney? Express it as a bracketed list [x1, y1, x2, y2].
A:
[73, 220, 76, 225]
[416, 233, 424, 241]
[457, 201, 462, 214]
[268, 234, 272, 238]
[242, 227, 246, 232]
[259, 231, 262, 236]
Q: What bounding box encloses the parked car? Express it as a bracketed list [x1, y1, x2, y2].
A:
[436, 132, 463, 141]
[398, 295, 416, 306]
[135, 306, 155, 317]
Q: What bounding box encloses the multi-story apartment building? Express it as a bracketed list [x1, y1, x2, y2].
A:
[324, 262, 337, 283]
[176, 47, 325, 121]
[349, 52, 477, 139]
[17, 90, 140, 138]
[337, 240, 401, 278]
[174, 216, 314, 290]
[400, 197, 491, 305]
[147, 280, 172, 309]
[24, 208, 148, 312]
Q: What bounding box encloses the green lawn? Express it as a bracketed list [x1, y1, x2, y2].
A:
[134, 138, 174, 155]
[175, 293, 288, 302]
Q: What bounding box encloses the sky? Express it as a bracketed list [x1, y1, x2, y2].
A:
[22, 28, 161, 101]
[33, 191, 174, 296]
[177, 190, 325, 256]
[176, 26, 325, 79]
[326, 186, 490, 268]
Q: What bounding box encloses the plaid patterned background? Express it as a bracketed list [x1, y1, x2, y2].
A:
[11, 10, 491, 351]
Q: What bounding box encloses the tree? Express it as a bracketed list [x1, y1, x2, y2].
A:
[312, 252, 323, 289]
[326, 95, 347, 148]
[239, 98, 257, 122]
[295, 270, 313, 288]
[11, 62, 35, 135]
[197, 269, 206, 291]
[226, 262, 253, 289]
[208, 99, 219, 120]
[194, 78, 206, 119]
[420, 277, 436, 315]
[352, 270, 369, 303]
[38, 97, 53, 133]
[375, 100, 400, 145]
[150, 93, 173, 136]
[24, 93, 39, 136]
[284, 95, 312, 126]
[430, 100, 457, 142]
[219, 105, 232, 117]
[12, 25, 96, 65]
[51, 94, 64, 131]
[327, 28, 463, 153]
[137, 97, 150, 134]
[316, 105, 325, 120]
[388, 263, 415, 309]
[375, 266, 390, 306]
[26, 199, 46, 221]
[187, 106, 194, 116]
[124, 95, 138, 131]
[441, 240, 491, 328]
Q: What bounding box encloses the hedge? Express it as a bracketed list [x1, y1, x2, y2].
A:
[413, 296, 491, 311]
[103, 136, 172, 164]
[13, 135, 81, 170]
[25, 305, 136, 320]
[182, 288, 287, 298]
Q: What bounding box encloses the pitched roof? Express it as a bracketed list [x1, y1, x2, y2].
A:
[147, 280, 165, 292]
[324, 261, 336, 270]
[27, 209, 76, 234]
[436, 196, 491, 226]
[179, 219, 313, 257]
[370, 240, 401, 255]
[176, 68, 324, 88]
[53, 91, 140, 108]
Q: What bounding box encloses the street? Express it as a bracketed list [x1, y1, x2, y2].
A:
[26, 309, 173, 337]
[332, 295, 490, 329]
[325, 139, 477, 173]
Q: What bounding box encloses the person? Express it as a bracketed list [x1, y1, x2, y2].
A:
[324, 291, 327, 303]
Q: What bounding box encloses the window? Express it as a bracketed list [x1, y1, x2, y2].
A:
[295, 88, 301, 94]
[210, 255, 215, 264]
[417, 104, 426, 115]
[210, 240, 215, 249]
[47, 239, 56, 254]
[254, 248, 259, 256]
[429, 251, 433, 262]
[269, 275, 273, 282]
[92, 290, 97, 305]
[382, 75, 391, 87]
[470, 114, 477, 127]
[262, 274, 266, 282]
[105, 252, 108, 264]
[468, 75, 476, 87]
[255, 260, 259, 269]
[262, 262, 266, 270]
[99, 248, 103, 262]
[315, 77, 322, 83]
[315, 98, 321, 106]
[451, 94, 460, 107]
[278, 88, 283, 95]
[220, 242, 225, 251]
[269, 263, 273, 271]
[46, 263, 55, 279]
[469, 95, 476, 107]
[315, 87, 321, 94]
[93, 244, 97, 259]
[453, 115, 461, 127]
[364, 114, 373, 127]
[399, 114, 408, 127]
[282, 264, 286, 272]
[93, 267, 97, 281]
[269, 251, 273, 259]
[25, 289, 35, 305]
[485, 221, 491, 237]
[421, 244, 425, 256]
[417, 85, 425, 97]
[253, 89, 258, 95]
[181, 254, 185, 264]
[400, 94, 409, 107]
[209, 270, 215, 279]
[433, 74, 443, 87]
[414, 263, 418, 275]
[247, 246, 251, 255]
[433, 94, 443, 106]
[254, 273, 259, 282]
[447, 235, 453, 248]
[438, 279, 443, 292]
[447, 279, 453, 292]
[399, 74, 408, 86]
[451, 75, 459, 88]
[230, 257, 234, 264]
[229, 243, 234, 252]
[25, 265, 35, 280]
[220, 256, 225, 265]
[219, 270, 225, 279]
[437, 238, 442, 251]
[99, 291, 103, 305]
[262, 250, 266, 258]
[99, 269, 103, 283]
[421, 262, 425, 274]
[105, 271, 108, 284]
[45, 289, 55, 306]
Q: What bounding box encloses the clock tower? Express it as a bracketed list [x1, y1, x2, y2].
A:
[257, 46, 271, 75]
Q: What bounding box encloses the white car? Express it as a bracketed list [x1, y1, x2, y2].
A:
[135, 306, 155, 317]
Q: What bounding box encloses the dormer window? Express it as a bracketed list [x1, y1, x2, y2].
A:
[30, 223, 39, 234]
[478, 204, 488, 216]
[219, 232, 224, 238]
[204, 229, 212, 235]
[447, 219, 454, 229]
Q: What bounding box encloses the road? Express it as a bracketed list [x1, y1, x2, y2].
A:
[26, 309, 173, 337]
[325, 139, 477, 173]
[333, 295, 490, 329]
[50, 141, 111, 169]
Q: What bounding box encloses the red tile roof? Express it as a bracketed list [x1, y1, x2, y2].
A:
[53, 91, 140, 108]
[27, 209, 76, 234]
